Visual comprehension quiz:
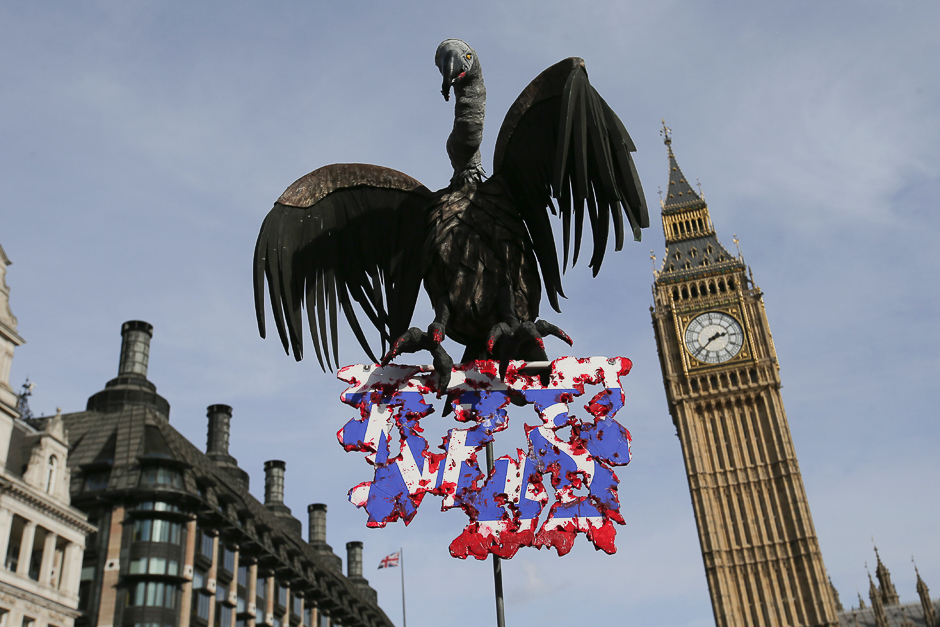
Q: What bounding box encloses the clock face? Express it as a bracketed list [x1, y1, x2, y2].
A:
[684, 312, 745, 364]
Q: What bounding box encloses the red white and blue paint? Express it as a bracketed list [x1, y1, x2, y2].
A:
[337, 356, 633, 560]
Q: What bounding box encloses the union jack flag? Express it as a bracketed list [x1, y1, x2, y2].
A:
[378, 551, 400, 569]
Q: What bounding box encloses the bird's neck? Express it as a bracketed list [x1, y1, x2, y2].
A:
[447, 74, 486, 187]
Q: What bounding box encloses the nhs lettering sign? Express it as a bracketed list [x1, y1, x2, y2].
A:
[337, 356, 634, 559]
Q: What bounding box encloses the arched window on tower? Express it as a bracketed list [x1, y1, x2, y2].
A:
[45, 455, 58, 494]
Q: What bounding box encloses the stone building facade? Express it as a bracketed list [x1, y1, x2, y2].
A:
[0, 244, 96, 627]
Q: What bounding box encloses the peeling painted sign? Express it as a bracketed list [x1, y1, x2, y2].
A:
[336, 357, 634, 559]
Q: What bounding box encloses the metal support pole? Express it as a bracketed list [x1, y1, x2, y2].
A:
[486, 442, 506, 627]
[400, 547, 407, 627]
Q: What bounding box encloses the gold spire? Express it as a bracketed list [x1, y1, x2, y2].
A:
[661, 118, 672, 149]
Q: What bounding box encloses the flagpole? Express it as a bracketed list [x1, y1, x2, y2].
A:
[486, 442, 506, 627]
[400, 547, 407, 627]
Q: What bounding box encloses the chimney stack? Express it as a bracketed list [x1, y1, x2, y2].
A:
[345, 541, 375, 601]
[118, 320, 153, 378]
[206, 404, 233, 458]
[86, 321, 169, 418]
[346, 541, 363, 580]
[264, 460, 285, 505]
[307, 503, 342, 572]
[308, 504, 327, 545]
[205, 405, 249, 490]
[263, 460, 302, 537]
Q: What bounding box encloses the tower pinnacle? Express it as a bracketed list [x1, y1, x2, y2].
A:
[869, 571, 890, 627]
[914, 558, 938, 627]
[873, 544, 900, 606]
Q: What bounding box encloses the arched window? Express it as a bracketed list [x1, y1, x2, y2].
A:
[45, 455, 58, 493]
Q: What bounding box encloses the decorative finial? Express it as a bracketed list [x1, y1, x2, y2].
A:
[733, 233, 743, 259]
[661, 119, 672, 147]
[15, 378, 36, 420]
[696, 178, 704, 197]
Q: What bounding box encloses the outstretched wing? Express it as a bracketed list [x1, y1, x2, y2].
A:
[492, 57, 648, 312]
[253, 163, 431, 370]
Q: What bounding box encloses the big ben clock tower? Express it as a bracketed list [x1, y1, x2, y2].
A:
[651, 123, 839, 627]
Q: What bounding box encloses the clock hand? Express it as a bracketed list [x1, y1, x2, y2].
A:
[692, 330, 729, 359]
[705, 331, 727, 345]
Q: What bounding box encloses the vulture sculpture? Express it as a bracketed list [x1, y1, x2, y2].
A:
[254, 39, 649, 386]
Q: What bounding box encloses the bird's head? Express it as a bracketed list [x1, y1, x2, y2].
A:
[435, 38, 479, 101]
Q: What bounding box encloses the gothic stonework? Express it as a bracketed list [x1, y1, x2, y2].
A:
[650, 125, 839, 627]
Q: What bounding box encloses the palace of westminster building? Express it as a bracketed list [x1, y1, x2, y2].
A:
[650, 124, 938, 627]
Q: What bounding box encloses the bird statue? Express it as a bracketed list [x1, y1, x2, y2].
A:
[253, 39, 649, 388]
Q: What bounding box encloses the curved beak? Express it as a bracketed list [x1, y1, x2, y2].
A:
[440, 50, 462, 101]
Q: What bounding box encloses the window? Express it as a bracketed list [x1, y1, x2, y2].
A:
[78, 565, 96, 609]
[45, 455, 58, 493]
[197, 529, 214, 560]
[303, 608, 312, 627]
[194, 591, 212, 620]
[292, 595, 302, 617]
[222, 548, 235, 574]
[21, 617, 34, 627]
[139, 467, 184, 488]
[128, 557, 179, 576]
[237, 565, 248, 587]
[215, 583, 233, 627]
[277, 584, 286, 608]
[135, 501, 180, 513]
[28, 527, 49, 581]
[132, 519, 182, 544]
[193, 569, 206, 590]
[4, 515, 26, 571]
[83, 471, 110, 492]
[255, 580, 267, 625]
[216, 605, 232, 627]
[128, 581, 178, 608]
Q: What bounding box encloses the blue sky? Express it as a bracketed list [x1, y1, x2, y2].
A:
[2, 2, 938, 625]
